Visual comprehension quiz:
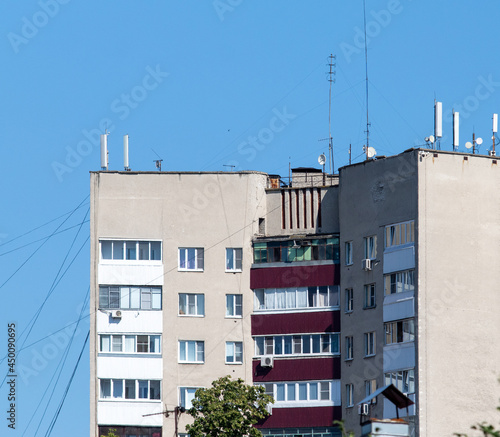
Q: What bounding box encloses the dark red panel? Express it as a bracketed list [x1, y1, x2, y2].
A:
[255, 406, 342, 428]
[250, 264, 339, 289]
[251, 311, 340, 335]
[253, 357, 340, 382]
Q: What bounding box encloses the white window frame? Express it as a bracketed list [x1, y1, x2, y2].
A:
[384, 369, 415, 394]
[384, 270, 415, 295]
[225, 294, 242, 318]
[99, 334, 161, 354]
[385, 220, 415, 249]
[364, 331, 376, 357]
[258, 380, 340, 406]
[364, 284, 376, 309]
[99, 286, 162, 310]
[363, 235, 377, 260]
[254, 286, 339, 312]
[226, 248, 243, 272]
[345, 241, 353, 266]
[345, 336, 353, 361]
[178, 293, 205, 317]
[99, 379, 161, 401]
[254, 333, 340, 357]
[100, 240, 162, 262]
[346, 383, 354, 407]
[225, 341, 243, 364]
[178, 247, 204, 271]
[384, 319, 415, 345]
[179, 387, 202, 409]
[345, 288, 353, 313]
[178, 340, 205, 363]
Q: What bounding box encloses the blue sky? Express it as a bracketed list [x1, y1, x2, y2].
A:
[2, 1, 500, 435]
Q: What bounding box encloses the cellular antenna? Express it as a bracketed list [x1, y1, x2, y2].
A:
[492, 113, 498, 156]
[453, 110, 459, 151]
[327, 54, 336, 174]
[123, 134, 130, 171]
[434, 100, 443, 149]
[363, 0, 371, 158]
[100, 131, 108, 170]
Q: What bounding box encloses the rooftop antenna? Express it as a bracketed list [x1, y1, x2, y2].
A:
[151, 148, 163, 171]
[123, 134, 130, 171]
[452, 110, 459, 151]
[100, 131, 108, 170]
[492, 113, 498, 156]
[327, 54, 336, 174]
[434, 100, 442, 150]
[223, 164, 236, 171]
[363, 0, 371, 159]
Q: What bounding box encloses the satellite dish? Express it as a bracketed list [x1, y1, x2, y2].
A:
[465, 141, 473, 149]
[476, 137, 483, 145]
[318, 154, 326, 165]
[367, 147, 377, 158]
[428, 135, 435, 143]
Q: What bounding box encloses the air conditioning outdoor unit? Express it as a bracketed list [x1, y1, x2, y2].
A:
[362, 258, 372, 271]
[111, 310, 122, 319]
[358, 403, 369, 415]
[265, 403, 273, 415]
[261, 356, 274, 368]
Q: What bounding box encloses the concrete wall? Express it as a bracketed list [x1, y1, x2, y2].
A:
[417, 152, 500, 437]
[338, 151, 418, 436]
[90, 171, 268, 437]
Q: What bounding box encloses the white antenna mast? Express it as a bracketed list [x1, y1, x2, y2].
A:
[123, 134, 130, 171]
[327, 54, 336, 174]
[453, 110, 459, 151]
[100, 131, 108, 170]
[363, 0, 371, 159]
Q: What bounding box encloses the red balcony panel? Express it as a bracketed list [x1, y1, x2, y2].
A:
[255, 406, 342, 428]
[250, 264, 339, 289]
[253, 357, 340, 382]
[251, 311, 340, 336]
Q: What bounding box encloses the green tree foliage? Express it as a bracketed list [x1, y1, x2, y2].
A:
[101, 429, 119, 437]
[186, 375, 274, 437]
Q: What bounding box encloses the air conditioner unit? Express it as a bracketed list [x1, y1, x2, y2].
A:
[358, 403, 369, 415]
[111, 310, 122, 318]
[362, 258, 372, 271]
[261, 356, 274, 368]
[265, 403, 273, 415]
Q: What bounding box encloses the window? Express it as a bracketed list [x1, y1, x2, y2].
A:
[365, 379, 377, 403]
[253, 238, 340, 264]
[364, 284, 376, 309]
[345, 288, 353, 313]
[99, 334, 161, 354]
[226, 248, 242, 272]
[225, 341, 243, 363]
[345, 336, 353, 360]
[100, 240, 161, 261]
[179, 293, 205, 316]
[385, 220, 414, 249]
[384, 319, 415, 345]
[385, 369, 415, 394]
[179, 387, 201, 409]
[178, 248, 204, 271]
[99, 286, 161, 310]
[254, 333, 340, 357]
[345, 241, 353, 265]
[258, 381, 340, 405]
[363, 235, 377, 260]
[364, 332, 376, 357]
[179, 341, 205, 363]
[226, 294, 242, 317]
[99, 379, 160, 400]
[254, 286, 339, 311]
[384, 270, 415, 295]
[346, 384, 354, 407]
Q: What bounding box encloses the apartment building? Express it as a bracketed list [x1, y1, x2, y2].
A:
[90, 149, 500, 437]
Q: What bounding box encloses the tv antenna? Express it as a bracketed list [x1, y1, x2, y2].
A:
[363, 0, 371, 154]
[327, 54, 336, 174]
[151, 148, 163, 171]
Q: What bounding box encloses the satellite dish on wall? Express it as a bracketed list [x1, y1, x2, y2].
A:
[318, 154, 326, 165]
[465, 141, 473, 149]
[367, 147, 377, 158]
